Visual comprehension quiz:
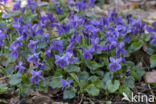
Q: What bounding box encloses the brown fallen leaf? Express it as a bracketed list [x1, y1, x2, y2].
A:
[32, 95, 52, 104]
[0, 77, 8, 85]
[10, 96, 20, 104]
[144, 70, 156, 83]
[41, 88, 61, 97]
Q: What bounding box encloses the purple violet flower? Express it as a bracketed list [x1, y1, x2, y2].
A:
[52, 40, 64, 52]
[109, 57, 122, 72]
[146, 23, 156, 33]
[31, 70, 45, 84]
[27, 52, 40, 65]
[90, 37, 103, 52]
[28, 40, 39, 52]
[61, 79, 73, 90]
[46, 44, 54, 57]
[0, 28, 6, 47]
[12, 0, 21, 11]
[27, 0, 38, 12]
[55, 52, 77, 68]
[55, 54, 69, 68]
[90, 0, 96, 7]
[42, 33, 49, 42]
[0, 0, 8, 4]
[83, 48, 93, 60]
[116, 42, 126, 56]
[76, 0, 88, 11]
[15, 61, 25, 74]
[150, 34, 156, 44]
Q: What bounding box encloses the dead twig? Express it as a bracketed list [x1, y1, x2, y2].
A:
[79, 94, 84, 104]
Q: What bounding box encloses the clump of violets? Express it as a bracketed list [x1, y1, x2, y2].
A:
[2, 0, 154, 98]
[10, 36, 23, 57]
[53, 0, 63, 14]
[0, 0, 8, 4]
[55, 52, 77, 68]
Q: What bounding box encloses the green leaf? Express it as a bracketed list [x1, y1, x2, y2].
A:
[38, 81, 48, 93]
[86, 84, 100, 96]
[102, 72, 114, 83]
[19, 83, 32, 97]
[4, 64, 14, 75]
[106, 80, 120, 93]
[9, 73, 22, 86]
[63, 87, 76, 99]
[88, 76, 99, 81]
[86, 60, 104, 70]
[119, 85, 131, 98]
[129, 40, 142, 52]
[103, 57, 109, 66]
[77, 71, 89, 80]
[93, 80, 105, 89]
[0, 84, 10, 93]
[49, 79, 63, 89]
[125, 61, 135, 67]
[132, 66, 145, 81]
[90, 70, 104, 76]
[124, 76, 135, 88]
[38, 41, 47, 49]
[79, 80, 88, 89]
[150, 54, 156, 68]
[145, 48, 154, 55]
[70, 73, 80, 85]
[64, 65, 80, 73]
[44, 58, 55, 71]
[106, 101, 112, 104]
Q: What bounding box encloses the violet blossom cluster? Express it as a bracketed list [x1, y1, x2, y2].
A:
[1, 0, 152, 87]
[0, 0, 8, 4]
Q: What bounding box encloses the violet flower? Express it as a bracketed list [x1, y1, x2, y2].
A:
[52, 40, 64, 52]
[0, 0, 8, 4]
[15, 61, 25, 74]
[146, 22, 156, 33]
[90, 37, 103, 52]
[109, 57, 122, 72]
[31, 70, 45, 84]
[46, 44, 54, 57]
[116, 42, 126, 56]
[55, 54, 69, 68]
[12, 0, 21, 11]
[27, 52, 40, 65]
[55, 52, 77, 68]
[27, 0, 38, 12]
[61, 79, 73, 90]
[83, 48, 93, 60]
[28, 40, 39, 52]
[150, 34, 156, 44]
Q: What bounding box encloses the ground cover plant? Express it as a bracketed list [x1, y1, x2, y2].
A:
[0, 0, 156, 103]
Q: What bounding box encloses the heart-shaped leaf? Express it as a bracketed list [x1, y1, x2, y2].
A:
[106, 80, 120, 93]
